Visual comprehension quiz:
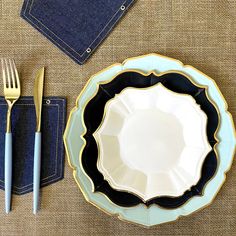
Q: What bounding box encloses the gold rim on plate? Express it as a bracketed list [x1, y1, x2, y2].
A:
[92, 71, 218, 202]
[64, 53, 236, 227]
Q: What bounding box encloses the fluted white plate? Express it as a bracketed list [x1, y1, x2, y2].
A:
[94, 83, 212, 201]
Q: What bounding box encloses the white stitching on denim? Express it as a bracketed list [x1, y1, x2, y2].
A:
[28, 0, 129, 56]
[23, 5, 83, 63]
[36, 103, 59, 181]
[13, 174, 64, 195]
[22, 0, 134, 62]
[0, 98, 65, 193]
[0, 103, 58, 189]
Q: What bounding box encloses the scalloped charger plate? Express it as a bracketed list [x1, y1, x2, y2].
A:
[64, 54, 236, 227]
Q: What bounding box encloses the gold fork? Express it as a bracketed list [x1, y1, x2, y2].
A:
[1, 59, 21, 213]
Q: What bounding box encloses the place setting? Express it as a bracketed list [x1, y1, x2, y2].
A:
[64, 53, 236, 227]
[0, 0, 235, 231]
[0, 59, 66, 214]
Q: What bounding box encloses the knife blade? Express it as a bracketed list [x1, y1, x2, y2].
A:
[33, 67, 45, 214]
[34, 67, 45, 132]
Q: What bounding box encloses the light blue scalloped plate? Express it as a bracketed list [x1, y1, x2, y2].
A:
[64, 54, 236, 227]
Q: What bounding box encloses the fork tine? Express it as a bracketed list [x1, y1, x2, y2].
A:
[12, 59, 20, 89]
[9, 59, 16, 88]
[1, 59, 7, 89]
[4, 59, 11, 88]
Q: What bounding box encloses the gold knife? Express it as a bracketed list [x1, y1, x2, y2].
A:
[33, 67, 45, 214]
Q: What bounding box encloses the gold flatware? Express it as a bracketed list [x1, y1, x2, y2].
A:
[33, 67, 45, 214]
[1, 59, 21, 213]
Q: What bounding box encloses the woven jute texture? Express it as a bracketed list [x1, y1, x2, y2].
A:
[0, 0, 236, 235]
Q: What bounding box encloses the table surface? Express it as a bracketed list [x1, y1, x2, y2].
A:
[0, 0, 236, 235]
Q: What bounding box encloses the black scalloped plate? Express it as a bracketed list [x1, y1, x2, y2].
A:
[81, 71, 219, 208]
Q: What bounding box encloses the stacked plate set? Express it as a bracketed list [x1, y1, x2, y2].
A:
[64, 54, 236, 227]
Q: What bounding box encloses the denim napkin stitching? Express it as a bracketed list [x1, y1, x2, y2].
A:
[0, 97, 66, 195]
[21, 0, 135, 64]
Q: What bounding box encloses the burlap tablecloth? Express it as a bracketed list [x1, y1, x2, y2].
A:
[0, 0, 235, 235]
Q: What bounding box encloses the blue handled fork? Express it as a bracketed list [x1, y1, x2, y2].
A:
[1, 59, 21, 213]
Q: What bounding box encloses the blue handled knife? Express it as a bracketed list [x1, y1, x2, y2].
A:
[33, 67, 45, 214]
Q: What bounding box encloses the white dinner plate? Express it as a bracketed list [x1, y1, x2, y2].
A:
[94, 83, 212, 201]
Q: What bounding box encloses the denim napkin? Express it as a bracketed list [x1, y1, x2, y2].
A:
[0, 97, 66, 195]
[20, 0, 135, 64]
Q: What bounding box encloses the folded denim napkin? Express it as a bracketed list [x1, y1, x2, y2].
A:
[21, 0, 135, 64]
[0, 97, 66, 195]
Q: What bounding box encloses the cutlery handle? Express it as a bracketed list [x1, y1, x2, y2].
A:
[33, 132, 41, 214]
[5, 133, 12, 214]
